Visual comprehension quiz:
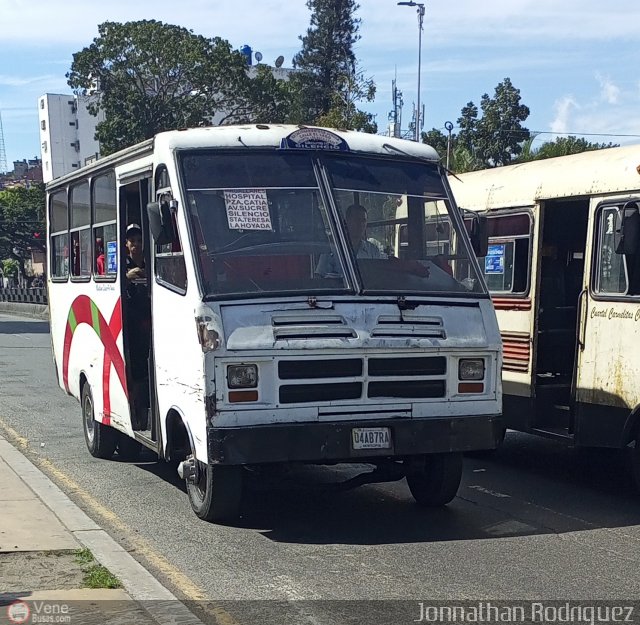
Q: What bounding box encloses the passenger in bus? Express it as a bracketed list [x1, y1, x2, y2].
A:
[124, 223, 150, 429]
[125, 224, 146, 283]
[95, 238, 106, 275]
[315, 203, 429, 279]
[315, 203, 386, 277]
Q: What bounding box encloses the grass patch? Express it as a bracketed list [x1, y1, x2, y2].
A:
[74, 547, 122, 589]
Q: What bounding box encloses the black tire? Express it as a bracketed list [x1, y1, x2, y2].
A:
[186, 461, 243, 523]
[116, 433, 143, 461]
[82, 383, 117, 459]
[406, 452, 463, 507]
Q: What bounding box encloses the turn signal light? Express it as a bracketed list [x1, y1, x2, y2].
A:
[458, 382, 484, 394]
[228, 390, 259, 403]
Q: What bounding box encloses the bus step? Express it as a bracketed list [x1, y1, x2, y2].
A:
[530, 427, 574, 442]
[133, 430, 156, 450]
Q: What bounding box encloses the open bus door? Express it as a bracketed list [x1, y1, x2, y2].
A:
[531, 199, 589, 438]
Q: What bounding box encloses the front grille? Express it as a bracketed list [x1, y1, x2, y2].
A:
[368, 380, 446, 399]
[279, 358, 363, 380]
[276, 355, 448, 405]
[368, 356, 446, 377]
[279, 382, 362, 404]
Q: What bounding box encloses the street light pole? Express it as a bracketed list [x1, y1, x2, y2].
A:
[398, 1, 425, 142]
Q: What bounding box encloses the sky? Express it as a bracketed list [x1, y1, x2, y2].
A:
[1, 0, 640, 169]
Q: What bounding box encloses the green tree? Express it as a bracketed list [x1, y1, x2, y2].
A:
[0, 183, 46, 282]
[1, 259, 19, 280]
[240, 65, 295, 124]
[315, 63, 377, 132]
[292, 0, 376, 130]
[421, 128, 484, 173]
[66, 20, 255, 154]
[478, 78, 530, 165]
[516, 135, 618, 162]
[456, 78, 530, 167]
[422, 128, 449, 159]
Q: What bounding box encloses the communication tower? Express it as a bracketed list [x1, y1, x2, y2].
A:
[0, 111, 7, 174]
[387, 78, 403, 138]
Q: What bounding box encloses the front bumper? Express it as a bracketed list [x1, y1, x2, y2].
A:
[208, 415, 502, 465]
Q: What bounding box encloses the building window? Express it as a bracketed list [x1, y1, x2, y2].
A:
[40, 99, 45, 109]
[41, 120, 46, 131]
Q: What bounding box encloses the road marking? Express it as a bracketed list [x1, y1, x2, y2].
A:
[467, 485, 511, 498]
[0, 415, 243, 625]
[483, 520, 538, 536]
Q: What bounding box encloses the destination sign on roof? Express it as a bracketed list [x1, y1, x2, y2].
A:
[281, 128, 349, 151]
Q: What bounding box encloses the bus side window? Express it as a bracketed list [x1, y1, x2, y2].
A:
[595, 206, 628, 295]
[49, 190, 69, 279]
[480, 213, 531, 295]
[92, 172, 117, 278]
[154, 166, 187, 292]
[70, 182, 91, 278]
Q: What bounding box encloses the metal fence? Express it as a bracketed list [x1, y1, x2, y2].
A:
[0, 287, 48, 304]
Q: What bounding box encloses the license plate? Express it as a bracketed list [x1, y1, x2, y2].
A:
[351, 427, 391, 450]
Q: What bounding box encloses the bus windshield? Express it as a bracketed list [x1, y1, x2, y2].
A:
[181, 150, 483, 298]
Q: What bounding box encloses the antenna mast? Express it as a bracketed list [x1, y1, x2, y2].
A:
[0, 111, 7, 175]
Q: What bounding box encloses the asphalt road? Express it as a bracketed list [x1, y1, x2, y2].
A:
[2, 312, 640, 623]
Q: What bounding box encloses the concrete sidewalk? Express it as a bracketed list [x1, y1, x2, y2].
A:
[0, 434, 203, 625]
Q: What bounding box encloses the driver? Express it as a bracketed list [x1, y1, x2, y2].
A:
[316, 204, 386, 277]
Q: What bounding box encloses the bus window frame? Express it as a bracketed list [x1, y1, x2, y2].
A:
[480, 209, 533, 299]
[590, 199, 640, 302]
[153, 165, 188, 296]
[69, 181, 91, 283]
[49, 188, 70, 283]
[92, 170, 118, 283]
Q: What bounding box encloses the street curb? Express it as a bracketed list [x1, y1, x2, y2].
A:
[0, 435, 204, 625]
[0, 302, 49, 319]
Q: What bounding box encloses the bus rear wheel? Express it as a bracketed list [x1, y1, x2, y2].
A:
[406, 452, 463, 507]
[186, 459, 243, 523]
[82, 383, 117, 459]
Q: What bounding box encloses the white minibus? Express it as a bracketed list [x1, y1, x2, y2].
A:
[47, 125, 502, 522]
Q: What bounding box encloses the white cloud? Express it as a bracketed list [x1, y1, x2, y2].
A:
[550, 96, 579, 135]
[596, 73, 620, 104]
[0, 74, 59, 88]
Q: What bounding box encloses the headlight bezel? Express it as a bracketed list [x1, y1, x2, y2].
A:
[227, 364, 259, 389]
[458, 358, 485, 381]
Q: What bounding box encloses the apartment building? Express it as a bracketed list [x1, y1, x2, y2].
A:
[38, 94, 103, 183]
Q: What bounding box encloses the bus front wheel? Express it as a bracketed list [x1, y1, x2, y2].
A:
[82, 383, 117, 459]
[186, 459, 243, 523]
[406, 452, 463, 507]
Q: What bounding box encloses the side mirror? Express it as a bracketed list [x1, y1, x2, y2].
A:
[146, 200, 176, 246]
[464, 211, 489, 258]
[615, 202, 640, 255]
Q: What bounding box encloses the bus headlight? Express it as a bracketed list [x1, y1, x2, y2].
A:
[227, 364, 258, 389]
[458, 359, 484, 380]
